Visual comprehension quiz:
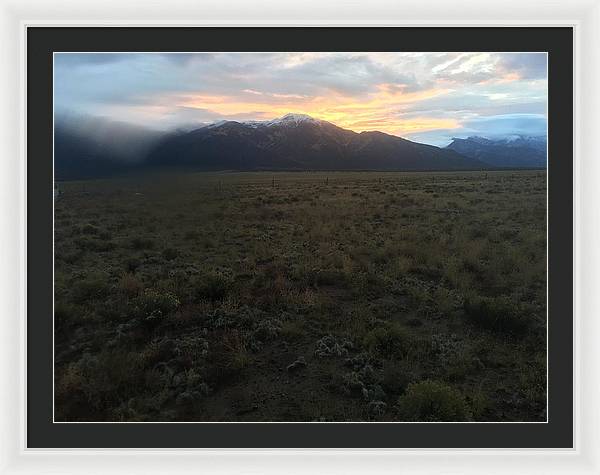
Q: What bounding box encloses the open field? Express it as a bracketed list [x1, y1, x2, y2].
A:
[54, 170, 547, 422]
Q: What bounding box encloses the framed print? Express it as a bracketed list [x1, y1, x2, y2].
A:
[31, 25, 571, 446]
[1, 0, 599, 473]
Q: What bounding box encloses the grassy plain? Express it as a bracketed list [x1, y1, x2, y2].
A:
[54, 170, 547, 421]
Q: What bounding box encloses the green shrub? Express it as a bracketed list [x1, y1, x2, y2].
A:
[463, 295, 530, 336]
[396, 380, 471, 421]
[363, 323, 408, 359]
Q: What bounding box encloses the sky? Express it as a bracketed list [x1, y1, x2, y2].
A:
[54, 52, 547, 147]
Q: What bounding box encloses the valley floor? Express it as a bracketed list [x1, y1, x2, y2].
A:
[54, 170, 547, 422]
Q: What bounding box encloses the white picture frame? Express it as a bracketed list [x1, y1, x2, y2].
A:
[0, 0, 598, 473]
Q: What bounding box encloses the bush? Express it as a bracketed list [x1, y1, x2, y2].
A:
[207, 330, 249, 381]
[118, 273, 143, 297]
[71, 273, 110, 304]
[132, 288, 180, 327]
[81, 223, 99, 235]
[130, 237, 154, 250]
[396, 380, 471, 421]
[55, 350, 146, 414]
[184, 230, 199, 240]
[463, 295, 530, 336]
[162, 247, 179, 261]
[124, 257, 141, 273]
[381, 363, 412, 395]
[363, 323, 408, 359]
[55, 301, 79, 329]
[74, 236, 115, 252]
[194, 272, 232, 302]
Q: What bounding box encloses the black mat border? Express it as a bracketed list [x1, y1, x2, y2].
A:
[27, 27, 573, 449]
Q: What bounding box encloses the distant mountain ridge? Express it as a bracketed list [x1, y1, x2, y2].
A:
[145, 114, 485, 173]
[445, 135, 547, 169]
[54, 113, 547, 180]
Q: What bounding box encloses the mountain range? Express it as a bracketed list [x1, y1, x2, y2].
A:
[54, 113, 547, 180]
[446, 135, 547, 169]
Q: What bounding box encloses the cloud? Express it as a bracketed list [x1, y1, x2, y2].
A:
[406, 113, 547, 146]
[54, 52, 547, 145]
[498, 53, 547, 79]
[54, 53, 138, 67]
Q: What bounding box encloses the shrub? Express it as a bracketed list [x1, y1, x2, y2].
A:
[132, 288, 180, 327]
[71, 273, 110, 304]
[81, 223, 99, 235]
[363, 323, 408, 359]
[184, 230, 199, 240]
[162, 247, 179, 261]
[54, 301, 78, 329]
[124, 257, 141, 273]
[463, 295, 530, 336]
[55, 350, 146, 414]
[118, 273, 143, 297]
[74, 236, 115, 252]
[207, 330, 250, 381]
[130, 236, 154, 250]
[381, 363, 412, 395]
[279, 320, 304, 341]
[396, 380, 471, 421]
[194, 272, 232, 302]
[98, 229, 112, 241]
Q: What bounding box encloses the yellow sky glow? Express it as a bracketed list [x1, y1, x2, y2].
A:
[174, 83, 460, 136]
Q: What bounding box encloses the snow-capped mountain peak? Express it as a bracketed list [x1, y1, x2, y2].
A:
[204, 113, 323, 130]
[266, 113, 321, 126]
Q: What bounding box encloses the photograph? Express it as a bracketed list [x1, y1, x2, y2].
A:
[52, 51, 548, 423]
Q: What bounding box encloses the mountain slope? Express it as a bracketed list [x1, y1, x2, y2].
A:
[446, 136, 547, 168]
[146, 114, 486, 171]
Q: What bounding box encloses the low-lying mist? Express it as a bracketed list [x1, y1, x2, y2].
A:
[55, 113, 168, 164]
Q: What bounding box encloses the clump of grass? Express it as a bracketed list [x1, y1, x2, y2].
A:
[396, 380, 471, 421]
[208, 330, 250, 381]
[463, 295, 530, 336]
